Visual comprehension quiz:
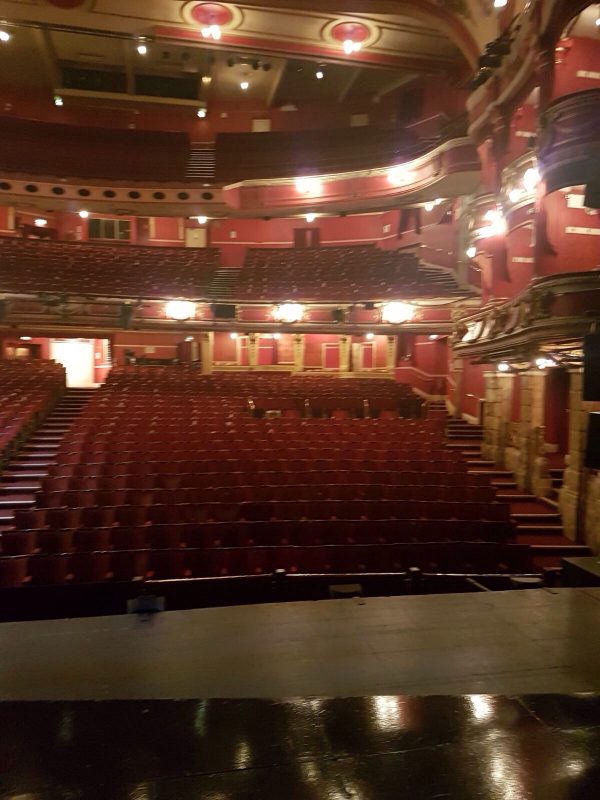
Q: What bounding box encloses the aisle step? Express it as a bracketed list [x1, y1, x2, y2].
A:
[512, 512, 561, 523]
[516, 523, 566, 535]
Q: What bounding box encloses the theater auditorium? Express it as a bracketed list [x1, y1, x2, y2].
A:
[0, 1, 599, 797]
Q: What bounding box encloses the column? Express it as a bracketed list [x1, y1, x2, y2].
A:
[247, 333, 258, 370]
[481, 371, 512, 466]
[385, 335, 398, 374]
[513, 371, 550, 495]
[559, 370, 587, 542]
[200, 332, 213, 374]
[292, 333, 305, 373]
[339, 335, 351, 373]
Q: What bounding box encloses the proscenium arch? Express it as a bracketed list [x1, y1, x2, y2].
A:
[235, 0, 482, 67]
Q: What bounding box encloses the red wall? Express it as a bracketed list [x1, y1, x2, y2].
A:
[554, 37, 600, 99]
[540, 190, 600, 276]
[460, 359, 488, 420]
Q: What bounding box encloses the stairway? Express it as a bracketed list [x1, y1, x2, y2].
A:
[208, 268, 241, 299]
[0, 388, 96, 530]
[185, 145, 216, 181]
[444, 416, 590, 569]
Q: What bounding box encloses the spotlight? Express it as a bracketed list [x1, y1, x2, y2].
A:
[315, 69, 324, 80]
[165, 300, 196, 321]
[365, 332, 374, 340]
[273, 303, 304, 323]
[54, 95, 64, 107]
[381, 302, 415, 324]
[466, 246, 477, 259]
[136, 39, 148, 55]
[295, 176, 321, 196]
[195, 216, 208, 224]
[0, 29, 11, 43]
[240, 80, 249, 91]
[197, 107, 207, 118]
[78, 210, 89, 219]
[34, 218, 48, 227]
[497, 362, 510, 372]
[305, 213, 316, 223]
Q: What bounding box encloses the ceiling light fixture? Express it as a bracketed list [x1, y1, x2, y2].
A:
[165, 300, 196, 321]
[493, 0, 508, 8]
[305, 213, 316, 223]
[240, 80, 249, 91]
[53, 95, 64, 107]
[273, 333, 281, 340]
[201, 75, 212, 85]
[480, 207, 506, 237]
[19, 336, 32, 341]
[381, 302, 415, 324]
[230, 332, 238, 339]
[197, 107, 207, 118]
[78, 210, 89, 219]
[136, 38, 148, 55]
[296, 176, 322, 196]
[387, 166, 409, 187]
[315, 69, 324, 80]
[535, 356, 555, 369]
[522, 166, 540, 193]
[508, 188, 522, 203]
[0, 29, 10, 43]
[365, 332, 374, 340]
[424, 202, 435, 212]
[34, 218, 47, 227]
[195, 215, 208, 224]
[343, 39, 362, 55]
[497, 362, 510, 372]
[466, 246, 477, 259]
[201, 24, 221, 40]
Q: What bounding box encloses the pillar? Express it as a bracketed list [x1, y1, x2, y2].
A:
[504, 371, 550, 494]
[481, 371, 512, 466]
[559, 370, 587, 542]
[247, 333, 258, 369]
[386, 336, 398, 374]
[292, 333, 305, 373]
[200, 332, 213, 374]
[339, 335, 351, 373]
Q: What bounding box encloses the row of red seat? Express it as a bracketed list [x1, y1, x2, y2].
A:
[1, 520, 515, 558]
[0, 540, 532, 587]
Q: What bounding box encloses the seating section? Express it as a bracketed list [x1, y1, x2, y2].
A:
[0, 238, 220, 299]
[0, 367, 525, 587]
[0, 360, 65, 468]
[233, 246, 462, 301]
[0, 117, 190, 181]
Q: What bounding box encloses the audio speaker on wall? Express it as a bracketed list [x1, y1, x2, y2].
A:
[583, 334, 600, 401]
[212, 303, 236, 320]
[584, 413, 600, 470]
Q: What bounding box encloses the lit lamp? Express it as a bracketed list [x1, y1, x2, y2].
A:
[380, 302, 415, 324]
[273, 303, 304, 323]
[165, 300, 196, 321]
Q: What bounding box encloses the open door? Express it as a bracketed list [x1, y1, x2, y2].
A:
[50, 339, 96, 387]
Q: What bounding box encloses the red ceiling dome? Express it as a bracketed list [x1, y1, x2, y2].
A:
[330, 21, 370, 44]
[190, 3, 234, 27]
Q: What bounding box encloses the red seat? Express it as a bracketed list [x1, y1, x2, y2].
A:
[1, 530, 37, 556]
[28, 554, 70, 585]
[0, 556, 29, 587]
[70, 551, 111, 583]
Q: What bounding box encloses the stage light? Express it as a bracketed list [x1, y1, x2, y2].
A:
[381, 302, 415, 324]
[34, 218, 48, 227]
[0, 29, 11, 43]
[466, 246, 477, 259]
[295, 176, 321, 195]
[197, 107, 207, 118]
[305, 213, 316, 223]
[54, 95, 64, 107]
[78, 210, 89, 219]
[196, 216, 208, 224]
[240, 80, 249, 91]
[165, 300, 196, 321]
[522, 166, 540, 192]
[497, 362, 510, 372]
[273, 303, 304, 323]
[365, 332, 374, 340]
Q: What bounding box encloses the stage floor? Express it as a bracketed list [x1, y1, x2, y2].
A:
[1, 588, 600, 698]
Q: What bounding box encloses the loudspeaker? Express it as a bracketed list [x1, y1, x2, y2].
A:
[584, 413, 600, 469]
[584, 180, 600, 210]
[583, 334, 600, 401]
[213, 303, 236, 320]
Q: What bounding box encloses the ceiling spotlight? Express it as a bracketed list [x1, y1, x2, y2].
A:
[296, 176, 322, 196]
[343, 39, 362, 55]
[78, 210, 89, 219]
[497, 362, 510, 372]
[34, 218, 47, 227]
[381, 302, 415, 324]
[230, 332, 238, 339]
[197, 107, 207, 118]
[0, 29, 10, 43]
[466, 246, 477, 259]
[240, 80, 249, 91]
[53, 95, 64, 107]
[136, 39, 148, 55]
[305, 213, 316, 223]
[365, 332, 374, 340]
[315, 69, 324, 80]
[424, 202, 435, 212]
[273, 303, 304, 323]
[196, 215, 208, 224]
[165, 300, 196, 321]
